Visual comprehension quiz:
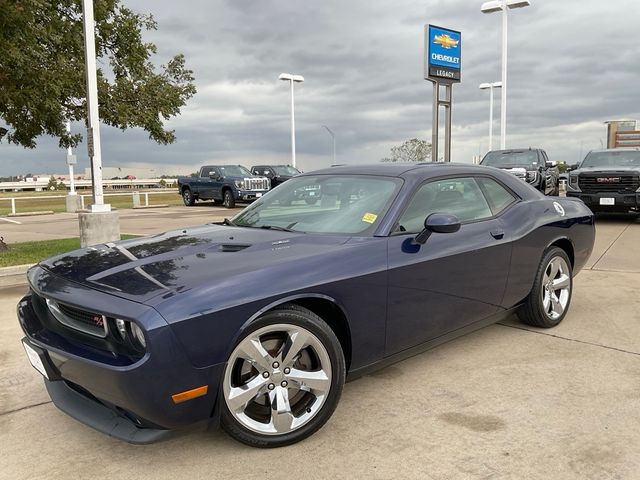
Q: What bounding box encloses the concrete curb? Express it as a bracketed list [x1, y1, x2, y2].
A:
[0, 263, 33, 287]
[8, 211, 54, 217]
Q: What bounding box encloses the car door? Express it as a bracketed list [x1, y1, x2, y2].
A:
[206, 167, 223, 200]
[385, 176, 514, 354]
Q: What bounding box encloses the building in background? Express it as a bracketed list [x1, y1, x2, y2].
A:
[605, 120, 640, 148]
[84, 167, 160, 180]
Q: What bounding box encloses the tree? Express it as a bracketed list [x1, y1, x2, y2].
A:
[47, 175, 58, 190]
[381, 138, 432, 163]
[0, 1, 196, 149]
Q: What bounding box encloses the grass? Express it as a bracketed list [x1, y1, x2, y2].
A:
[0, 190, 182, 216]
[0, 235, 139, 268]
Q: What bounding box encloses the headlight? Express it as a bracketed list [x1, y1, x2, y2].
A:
[115, 318, 127, 339]
[569, 174, 580, 190]
[113, 318, 146, 350]
[526, 171, 538, 182]
[130, 323, 146, 349]
[234, 180, 245, 189]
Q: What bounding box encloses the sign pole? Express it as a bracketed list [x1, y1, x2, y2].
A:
[444, 84, 452, 162]
[432, 82, 439, 161]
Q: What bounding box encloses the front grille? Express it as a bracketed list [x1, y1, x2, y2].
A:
[244, 177, 269, 191]
[578, 174, 640, 193]
[46, 299, 108, 338]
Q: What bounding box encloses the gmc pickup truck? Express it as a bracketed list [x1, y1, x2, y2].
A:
[480, 148, 560, 195]
[177, 165, 269, 208]
[566, 148, 640, 214]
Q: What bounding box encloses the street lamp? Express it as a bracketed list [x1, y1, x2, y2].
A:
[279, 73, 304, 169]
[481, 0, 530, 149]
[479, 81, 502, 152]
[322, 125, 336, 165]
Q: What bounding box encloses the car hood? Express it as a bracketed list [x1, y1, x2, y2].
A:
[573, 166, 640, 174]
[38, 225, 350, 304]
[482, 163, 538, 171]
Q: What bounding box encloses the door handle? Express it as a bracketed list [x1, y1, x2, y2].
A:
[490, 230, 504, 240]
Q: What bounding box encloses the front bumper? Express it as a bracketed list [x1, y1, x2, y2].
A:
[566, 191, 640, 211]
[237, 189, 269, 201]
[18, 273, 225, 442]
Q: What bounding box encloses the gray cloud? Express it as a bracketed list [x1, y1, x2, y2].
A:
[2, 0, 639, 175]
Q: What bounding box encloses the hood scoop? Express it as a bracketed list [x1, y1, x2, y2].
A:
[218, 243, 251, 253]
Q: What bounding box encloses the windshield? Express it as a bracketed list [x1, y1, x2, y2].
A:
[273, 166, 300, 176]
[482, 150, 539, 167]
[218, 165, 252, 177]
[581, 151, 640, 168]
[231, 175, 402, 235]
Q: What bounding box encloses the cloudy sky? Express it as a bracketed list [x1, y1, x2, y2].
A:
[2, 0, 639, 176]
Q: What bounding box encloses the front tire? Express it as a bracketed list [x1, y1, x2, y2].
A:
[517, 247, 573, 328]
[221, 305, 345, 448]
[223, 189, 235, 208]
[182, 188, 195, 206]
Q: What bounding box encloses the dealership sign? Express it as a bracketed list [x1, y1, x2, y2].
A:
[425, 24, 461, 83]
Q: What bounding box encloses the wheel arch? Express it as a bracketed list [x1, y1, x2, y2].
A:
[233, 294, 353, 372]
[548, 237, 575, 268]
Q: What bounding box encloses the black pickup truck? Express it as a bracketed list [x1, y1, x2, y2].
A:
[566, 148, 640, 214]
[480, 148, 560, 195]
[177, 165, 270, 208]
[250, 165, 301, 188]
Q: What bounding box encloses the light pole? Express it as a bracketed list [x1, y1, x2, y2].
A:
[278, 73, 304, 169]
[322, 125, 336, 165]
[479, 82, 502, 151]
[66, 121, 77, 195]
[481, 0, 530, 149]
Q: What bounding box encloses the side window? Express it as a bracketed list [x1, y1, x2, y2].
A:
[476, 177, 518, 216]
[397, 177, 492, 233]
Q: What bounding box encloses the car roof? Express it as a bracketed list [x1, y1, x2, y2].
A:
[304, 162, 498, 179]
[485, 148, 541, 153]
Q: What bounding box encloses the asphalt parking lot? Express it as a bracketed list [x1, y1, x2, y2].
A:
[1, 208, 639, 479]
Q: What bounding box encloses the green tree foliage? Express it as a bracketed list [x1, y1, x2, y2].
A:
[381, 138, 432, 163]
[0, 0, 196, 149]
[47, 175, 58, 190]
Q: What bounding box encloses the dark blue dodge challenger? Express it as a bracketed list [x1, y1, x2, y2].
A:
[18, 163, 595, 447]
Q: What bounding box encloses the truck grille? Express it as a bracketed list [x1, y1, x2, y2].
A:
[243, 178, 270, 191]
[578, 174, 640, 193]
[504, 168, 527, 180]
[46, 299, 108, 338]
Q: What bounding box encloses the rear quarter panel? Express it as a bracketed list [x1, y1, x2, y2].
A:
[500, 197, 594, 307]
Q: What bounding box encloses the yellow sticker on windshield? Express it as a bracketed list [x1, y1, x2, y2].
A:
[362, 213, 378, 224]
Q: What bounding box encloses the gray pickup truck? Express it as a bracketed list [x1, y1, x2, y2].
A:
[177, 165, 270, 208]
[566, 148, 640, 214]
[480, 148, 560, 196]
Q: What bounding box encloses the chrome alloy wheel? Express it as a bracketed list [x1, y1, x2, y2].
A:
[223, 323, 332, 436]
[541, 256, 571, 320]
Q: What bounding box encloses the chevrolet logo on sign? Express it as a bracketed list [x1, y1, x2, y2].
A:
[433, 34, 459, 49]
[596, 177, 621, 183]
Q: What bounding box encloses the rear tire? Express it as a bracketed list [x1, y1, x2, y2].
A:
[221, 305, 345, 448]
[182, 188, 195, 206]
[223, 189, 235, 208]
[517, 247, 573, 328]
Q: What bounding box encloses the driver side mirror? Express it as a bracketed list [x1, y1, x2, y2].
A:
[414, 213, 461, 245]
[567, 163, 579, 172]
[545, 160, 556, 168]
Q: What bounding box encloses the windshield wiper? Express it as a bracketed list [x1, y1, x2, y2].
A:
[222, 218, 236, 226]
[259, 225, 295, 232]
